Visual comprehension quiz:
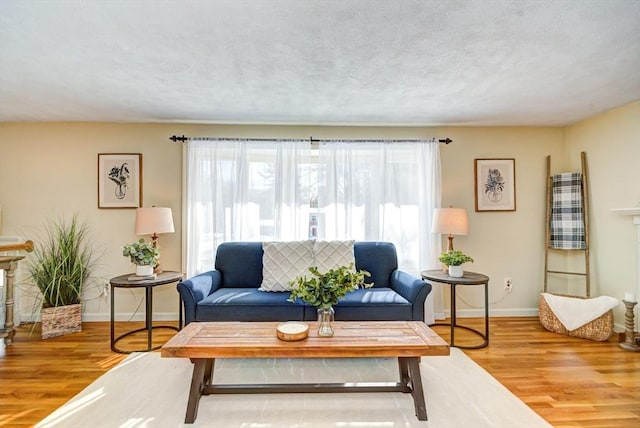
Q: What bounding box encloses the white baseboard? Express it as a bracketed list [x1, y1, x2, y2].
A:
[438, 307, 540, 319]
[20, 314, 39, 323]
[26, 309, 540, 323]
[89, 310, 540, 322]
[25, 309, 626, 333]
[85, 312, 180, 322]
[52, 310, 539, 323]
[435, 308, 626, 333]
[21, 312, 180, 323]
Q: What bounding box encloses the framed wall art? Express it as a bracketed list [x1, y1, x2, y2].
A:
[97, 153, 142, 209]
[474, 158, 516, 212]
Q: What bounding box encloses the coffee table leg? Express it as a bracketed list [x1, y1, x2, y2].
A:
[402, 357, 428, 421]
[398, 358, 410, 388]
[204, 358, 214, 384]
[185, 358, 212, 424]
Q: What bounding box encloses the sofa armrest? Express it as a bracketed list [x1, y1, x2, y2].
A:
[177, 270, 222, 325]
[389, 270, 432, 321]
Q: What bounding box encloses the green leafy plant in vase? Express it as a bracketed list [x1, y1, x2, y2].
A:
[122, 238, 159, 277]
[438, 250, 474, 278]
[288, 263, 372, 336]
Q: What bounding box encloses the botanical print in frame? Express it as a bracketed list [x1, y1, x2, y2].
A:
[98, 153, 142, 209]
[474, 158, 516, 212]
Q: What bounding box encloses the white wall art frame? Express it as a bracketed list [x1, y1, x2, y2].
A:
[98, 153, 142, 209]
[474, 158, 516, 212]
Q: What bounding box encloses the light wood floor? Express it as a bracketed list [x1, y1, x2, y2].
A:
[0, 318, 638, 427]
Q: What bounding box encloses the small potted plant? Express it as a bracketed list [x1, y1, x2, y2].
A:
[438, 250, 474, 278]
[288, 264, 372, 336]
[122, 239, 159, 277]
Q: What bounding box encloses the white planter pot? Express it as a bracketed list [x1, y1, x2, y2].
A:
[136, 264, 154, 277]
[448, 265, 464, 278]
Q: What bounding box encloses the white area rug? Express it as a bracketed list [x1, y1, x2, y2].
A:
[37, 349, 551, 428]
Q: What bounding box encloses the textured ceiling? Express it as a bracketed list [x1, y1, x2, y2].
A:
[1, 0, 639, 126]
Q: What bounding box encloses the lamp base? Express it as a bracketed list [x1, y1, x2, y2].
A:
[151, 234, 163, 274]
[447, 235, 454, 252]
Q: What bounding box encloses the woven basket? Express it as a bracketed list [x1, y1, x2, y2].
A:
[41, 303, 82, 339]
[538, 294, 613, 342]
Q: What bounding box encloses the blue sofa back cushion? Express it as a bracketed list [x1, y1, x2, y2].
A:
[214, 241, 398, 289]
[353, 241, 398, 288]
[215, 242, 264, 288]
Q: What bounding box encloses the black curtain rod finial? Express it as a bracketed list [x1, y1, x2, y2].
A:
[169, 135, 188, 143]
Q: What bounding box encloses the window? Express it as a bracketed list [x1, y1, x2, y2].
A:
[185, 139, 441, 280]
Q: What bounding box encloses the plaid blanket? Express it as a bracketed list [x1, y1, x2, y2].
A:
[550, 172, 586, 249]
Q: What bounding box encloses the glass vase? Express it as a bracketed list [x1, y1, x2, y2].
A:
[317, 307, 335, 337]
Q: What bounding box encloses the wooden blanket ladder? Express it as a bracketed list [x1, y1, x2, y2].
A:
[543, 152, 590, 296]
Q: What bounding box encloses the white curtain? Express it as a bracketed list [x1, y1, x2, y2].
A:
[318, 141, 442, 323]
[184, 138, 443, 323]
[185, 140, 312, 276]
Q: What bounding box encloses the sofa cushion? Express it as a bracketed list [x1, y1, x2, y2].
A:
[215, 242, 264, 288]
[301, 287, 412, 321]
[353, 242, 398, 288]
[260, 240, 314, 292]
[197, 288, 304, 321]
[313, 240, 355, 273]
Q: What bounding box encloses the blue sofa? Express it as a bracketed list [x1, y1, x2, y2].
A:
[178, 241, 431, 325]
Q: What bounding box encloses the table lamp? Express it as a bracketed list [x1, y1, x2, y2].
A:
[135, 206, 174, 273]
[431, 207, 469, 252]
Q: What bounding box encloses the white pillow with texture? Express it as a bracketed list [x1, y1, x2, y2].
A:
[313, 240, 356, 273]
[260, 240, 314, 292]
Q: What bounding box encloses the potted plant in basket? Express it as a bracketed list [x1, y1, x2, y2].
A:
[288, 264, 372, 337]
[122, 238, 159, 277]
[438, 250, 474, 278]
[27, 215, 97, 339]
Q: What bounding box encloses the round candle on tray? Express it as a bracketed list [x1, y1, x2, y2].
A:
[276, 322, 309, 341]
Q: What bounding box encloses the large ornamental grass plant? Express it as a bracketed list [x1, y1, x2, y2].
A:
[28, 215, 97, 308]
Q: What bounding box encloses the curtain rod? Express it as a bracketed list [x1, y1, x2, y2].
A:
[169, 135, 452, 144]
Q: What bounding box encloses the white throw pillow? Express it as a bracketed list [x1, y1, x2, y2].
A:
[260, 240, 314, 292]
[313, 240, 355, 273]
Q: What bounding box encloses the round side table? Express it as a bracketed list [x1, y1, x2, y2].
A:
[110, 271, 183, 354]
[421, 270, 489, 349]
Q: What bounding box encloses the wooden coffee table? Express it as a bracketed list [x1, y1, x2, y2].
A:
[161, 321, 449, 423]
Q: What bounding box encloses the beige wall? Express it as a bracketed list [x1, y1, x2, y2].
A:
[440, 127, 565, 316]
[566, 100, 640, 326]
[0, 123, 184, 320]
[0, 111, 634, 325]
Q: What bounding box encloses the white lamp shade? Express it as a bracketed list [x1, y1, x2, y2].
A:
[135, 207, 175, 235]
[431, 208, 469, 236]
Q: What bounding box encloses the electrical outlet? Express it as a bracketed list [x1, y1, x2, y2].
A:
[504, 277, 513, 292]
[103, 283, 109, 298]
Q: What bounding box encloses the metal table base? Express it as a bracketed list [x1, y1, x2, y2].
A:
[109, 271, 183, 354]
[422, 270, 490, 349]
